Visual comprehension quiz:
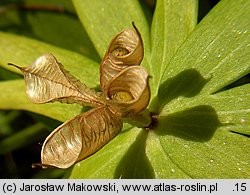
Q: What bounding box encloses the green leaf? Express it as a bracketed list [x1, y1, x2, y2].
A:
[0, 123, 45, 155]
[150, 0, 198, 97]
[32, 168, 68, 179]
[0, 32, 100, 121]
[71, 0, 151, 69]
[158, 0, 250, 109]
[151, 85, 250, 178]
[0, 110, 21, 135]
[0, 80, 81, 121]
[146, 133, 190, 178]
[1, 0, 249, 179]
[153, 129, 250, 178]
[0, 31, 100, 88]
[155, 89, 250, 178]
[0, 0, 99, 60]
[208, 84, 250, 135]
[153, 0, 250, 178]
[160, 84, 250, 135]
[0, 66, 21, 80]
[70, 125, 147, 178]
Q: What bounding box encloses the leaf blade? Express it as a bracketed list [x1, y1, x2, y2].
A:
[155, 129, 250, 178]
[150, 0, 198, 97]
[158, 0, 250, 106]
[0, 32, 100, 88]
[146, 133, 190, 178]
[72, 0, 150, 56]
[0, 0, 100, 60]
[0, 80, 81, 122]
[156, 83, 250, 178]
[160, 84, 250, 135]
[0, 123, 45, 155]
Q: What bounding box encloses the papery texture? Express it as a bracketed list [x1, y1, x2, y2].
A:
[41, 106, 123, 168]
[10, 53, 101, 107]
[106, 66, 150, 116]
[100, 26, 144, 95]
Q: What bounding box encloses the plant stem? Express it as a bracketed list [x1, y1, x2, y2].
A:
[124, 109, 154, 129]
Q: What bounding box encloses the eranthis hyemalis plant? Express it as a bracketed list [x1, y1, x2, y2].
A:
[9, 24, 151, 169]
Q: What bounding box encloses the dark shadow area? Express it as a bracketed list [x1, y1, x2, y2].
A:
[213, 73, 250, 94]
[198, 0, 220, 22]
[93, 85, 101, 93]
[230, 131, 250, 138]
[156, 105, 223, 142]
[114, 130, 155, 178]
[138, 0, 154, 27]
[0, 1, 33, 36]
[0, 110, 64, 178]
[0, 66, 22, 81]
[28, 112, 61, 130]
[0, 1, 100, 61]
[155, 69, 210, 113]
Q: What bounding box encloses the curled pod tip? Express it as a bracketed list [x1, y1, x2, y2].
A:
[106, 66, 150, 117]
[100, 24, 144, 94]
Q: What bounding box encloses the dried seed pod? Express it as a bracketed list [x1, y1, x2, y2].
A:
[10, 24, 151, 169]
[41, 106, 122, 169]
[100, 24, 144, 96]
[9, 53, 101, 107]
[106, 66, 150, 117]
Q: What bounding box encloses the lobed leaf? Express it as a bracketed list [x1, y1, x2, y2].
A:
[150, 85, 250, 178]
[161, 84, 250, 136]
[0, 0, 249, 179]
[149, 128, 250, 178]
[151, 0, 250, 178]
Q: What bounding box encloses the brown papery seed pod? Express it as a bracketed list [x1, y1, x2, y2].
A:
[41, 106, 122, 169]
[8, 53, 101, 107]
[106, 66, 150, 117]
[100, 24, 144, 96]
[9, 24, 151, 169]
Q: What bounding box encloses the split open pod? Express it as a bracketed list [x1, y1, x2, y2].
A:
[9, 24, 151, 169]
